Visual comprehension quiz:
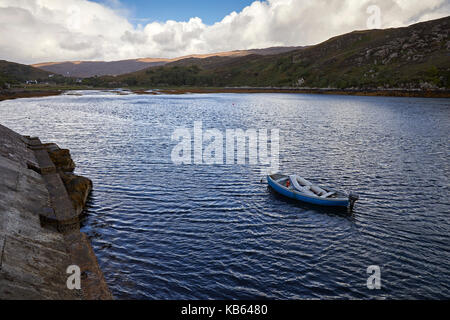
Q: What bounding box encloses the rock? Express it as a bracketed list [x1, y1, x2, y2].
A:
[374, 48, 389, 58]
[389, 52, 398, 59]
[43, 143, 91, 214]
[402, 43, 412, 50]
[420, 81, 438, 90]
[44, 143, 75, 172]
[60, 173, 93, 215]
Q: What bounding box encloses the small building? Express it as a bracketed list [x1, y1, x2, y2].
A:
[297, 77, 306, 86]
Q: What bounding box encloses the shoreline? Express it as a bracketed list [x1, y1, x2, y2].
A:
[0, 89, 63, 101]
[132, 87, 450, 98]
[1, 87, 449, 101]
[0, 124, 112, 299]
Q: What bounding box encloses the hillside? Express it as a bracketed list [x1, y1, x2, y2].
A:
[91, 16, 449, 90]
[32, 47, 303, 78]
[0, 60, 54, 86]
[0, 60, 77, 89]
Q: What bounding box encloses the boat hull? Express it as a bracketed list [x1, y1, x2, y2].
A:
[267, 175, 349, 207]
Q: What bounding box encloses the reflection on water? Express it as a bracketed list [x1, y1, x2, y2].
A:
[1, 91, 449, 299]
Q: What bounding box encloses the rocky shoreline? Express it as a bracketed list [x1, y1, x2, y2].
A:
[0, 124, 112, 299]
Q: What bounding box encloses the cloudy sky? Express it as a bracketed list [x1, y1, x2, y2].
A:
[0, 0, 449, 64]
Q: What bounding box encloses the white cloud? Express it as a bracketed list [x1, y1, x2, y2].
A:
[0, 0, 448, 64]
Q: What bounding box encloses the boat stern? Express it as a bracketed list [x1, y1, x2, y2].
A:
[348, 192, 360, 210]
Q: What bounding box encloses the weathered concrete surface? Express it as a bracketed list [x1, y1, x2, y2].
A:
[0, 124, 112, 299]
[44, 143, 75, 172]
[43, 142, 92, 216]
[60, 173, 93, 216]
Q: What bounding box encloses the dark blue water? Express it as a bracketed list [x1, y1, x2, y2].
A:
[1, 91, 449, 299]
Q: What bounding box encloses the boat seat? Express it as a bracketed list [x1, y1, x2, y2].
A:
[275, 177, 287, 184]
[320, 191, 336, 198]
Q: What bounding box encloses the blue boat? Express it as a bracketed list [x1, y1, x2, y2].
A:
[267, 173, 359, 209]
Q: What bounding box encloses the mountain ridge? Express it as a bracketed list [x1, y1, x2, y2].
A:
[32, 47, 304, 78]
[89, 16, 449, 90]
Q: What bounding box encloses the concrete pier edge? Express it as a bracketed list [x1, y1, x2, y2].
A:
[0, 124, 112, 299]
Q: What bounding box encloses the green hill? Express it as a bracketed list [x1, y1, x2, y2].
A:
[0, 60, 79, 89]
[86, 16, 450, 90]
[0, 60, 53, 85]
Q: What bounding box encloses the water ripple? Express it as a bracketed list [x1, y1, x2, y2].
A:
[1, 92, 449, 299]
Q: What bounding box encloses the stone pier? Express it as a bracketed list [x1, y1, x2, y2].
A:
[0, 124, 112, 299]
